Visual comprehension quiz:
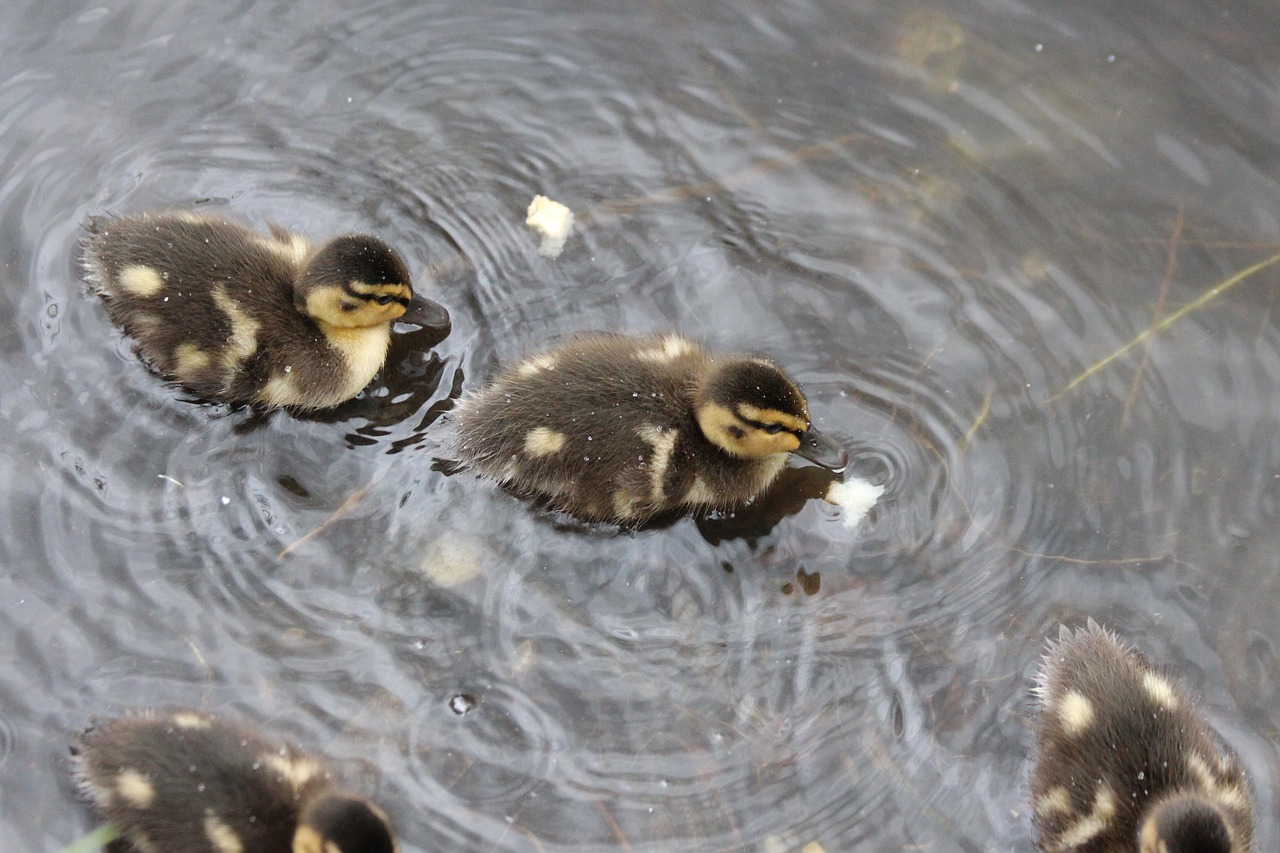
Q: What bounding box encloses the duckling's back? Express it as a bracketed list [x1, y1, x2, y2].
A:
[82, 213, 335, 404]
[453, 333, 710, 520]
[74, 710, 321, 853]
[1031, 624, 1252, 852]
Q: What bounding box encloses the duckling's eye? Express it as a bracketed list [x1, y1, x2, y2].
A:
[762, 423, 786, 435]
[374, 295, 396, 305]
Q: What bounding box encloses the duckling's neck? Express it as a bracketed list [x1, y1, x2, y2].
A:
[316, 321, 392, 390]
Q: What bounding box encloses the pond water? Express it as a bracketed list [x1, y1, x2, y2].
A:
[2, 0, 1278, 850]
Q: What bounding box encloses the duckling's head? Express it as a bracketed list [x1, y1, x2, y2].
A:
[1139, 793, 1237, 853]
[694, 359, 848, 470]
[295, 235, 449, 332]
[294, 791, 398, 853]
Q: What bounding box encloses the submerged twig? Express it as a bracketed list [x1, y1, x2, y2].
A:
[55, 825, 118, 853]
[961, 385, 993, 450]
[586, 132, 864, 220]
[1051, 250, 1280, 402]
[1121, 206, 1183, 428]
[593, 800, 634, 851]
[277, 483, 372, 559]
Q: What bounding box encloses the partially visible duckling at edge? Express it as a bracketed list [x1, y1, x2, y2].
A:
[1031, 621, 1253, 853]
[82, 211, 450, 410]
[451, 332, 849, 523]
[72, 708, 399, 853]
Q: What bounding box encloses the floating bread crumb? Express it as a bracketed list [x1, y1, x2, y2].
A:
[526, 195, 573, 258]
[824, 478, 884, 529]
[421, 536, 484, 588]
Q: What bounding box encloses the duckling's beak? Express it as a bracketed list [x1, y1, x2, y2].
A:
[399, 293, 450, 330]
[795, 426, 849, 472]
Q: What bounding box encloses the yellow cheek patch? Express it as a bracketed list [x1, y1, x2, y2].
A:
[735, 403, 807, 434]
[306, 287, 406, 329]
[697, 403, 801, 458]
[118, 264, 165, 297]
[293, 825, 325, 853]
[1138, 818, 1168, 853]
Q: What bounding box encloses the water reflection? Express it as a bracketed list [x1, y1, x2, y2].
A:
[2, 0, 1279, 851]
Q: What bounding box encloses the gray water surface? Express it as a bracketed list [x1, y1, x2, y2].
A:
[2, 1, 1278, 850]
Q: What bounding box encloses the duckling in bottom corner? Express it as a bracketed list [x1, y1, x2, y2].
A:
[81, 211, 450, 410]
[450, 332, 849, 524]
[71, 708, 399, 853]
[1031, 622, 1253, 853]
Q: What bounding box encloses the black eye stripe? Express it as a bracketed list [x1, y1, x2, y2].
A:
[341, 283, 409, 305]
[741, 416, 801, 436]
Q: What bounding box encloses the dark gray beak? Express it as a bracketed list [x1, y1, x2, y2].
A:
[400, 293, 450, 330]
[795, 426, 848, 472]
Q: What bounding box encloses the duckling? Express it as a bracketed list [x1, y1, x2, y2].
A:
[71, 708, 399, 853]
[451, 332, 849, 523]
[81, 211, 450, 410]
[1031, 622, 1253, 853]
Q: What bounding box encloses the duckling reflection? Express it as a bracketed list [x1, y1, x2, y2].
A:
[82, 211, 450, 410]
[72, 708, 399, 853]
[452, 332, 848, 524]
[1031, 622, 1253, 852]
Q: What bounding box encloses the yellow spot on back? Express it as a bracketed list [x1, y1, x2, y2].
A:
[1185, 753, 1251, 811]
[1034, 786, 1072, 817]
[635, 335, 694, 363]
[118, 265, 165, 297]
[211, 287, 260, 371]
[124, 828, 160, 853]
[258, 371, 303, 408]
[171, 712, 211, 729]
[117, 768, 155, 808]
[683, 476, 716, 507]
[1050, 787, 1115, 851]
[517, 355, 557, 376]
[173, 343, 211, 377]
[612, 491, 638, 519]
[524, 427, 567, 457]
[1057, 690, 1094, 735]
[204, 811, 245, 853]
[1141, 672, 1179, 711]
[256, 232, 313, 269]
[263, 753, 323, 791]
[637, 423, 677, 501]
[286, 234, 312, 266]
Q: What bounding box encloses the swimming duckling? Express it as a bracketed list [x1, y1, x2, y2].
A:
[1031, 622, 1253, 853]
[72, 708, 399, 853]
[451, 332, 849, 523]
[81, 211, 450, 410]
